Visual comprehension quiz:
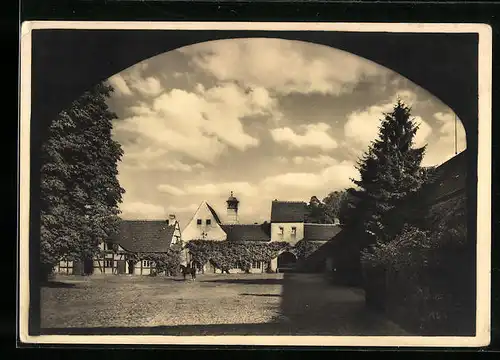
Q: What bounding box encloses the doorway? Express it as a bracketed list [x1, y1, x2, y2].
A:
[127, 260, 135, 275]
[83, 258, 94, 275]
[116, 260, 126, 274]
[277, 251, 297, 273]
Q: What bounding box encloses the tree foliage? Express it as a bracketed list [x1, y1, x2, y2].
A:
[40, 82, 124, 275]
[185, 240, 291, 273]
[294, 239, 323, 261]
[323, 190, 353, 223]
[345, 99, 429, 247]
[305, 196, 335, 224]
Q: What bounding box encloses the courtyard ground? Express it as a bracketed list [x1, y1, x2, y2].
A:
[40, 272, 408, 336]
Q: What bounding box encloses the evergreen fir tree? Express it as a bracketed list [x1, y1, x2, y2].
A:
[40, 81, 124, 277]
[346, 99, 428, 247]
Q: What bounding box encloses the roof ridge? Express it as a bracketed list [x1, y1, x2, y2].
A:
[304, 223, 340, 226]
[223, 223, 263, 226]
[120, 219, 170, 222]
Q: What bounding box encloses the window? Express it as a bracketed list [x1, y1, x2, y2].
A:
[105, 260, 114, 268]
[252, 261, 261, 269]
[279, 226, 284, 235]
[58, 260, 74, 274]
[197, 219, 202, 225]
[291, 227, 297, 236]
[206, 219, 211, 225]
[142, 260, 152, 268]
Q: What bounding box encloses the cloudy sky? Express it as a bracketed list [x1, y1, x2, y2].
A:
[106, 38, 466, 228]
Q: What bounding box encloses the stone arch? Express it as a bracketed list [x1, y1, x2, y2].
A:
[277, 251, 297, 271]
[36, 31, 475, 144]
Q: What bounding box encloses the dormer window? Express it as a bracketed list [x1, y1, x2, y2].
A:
[197, 219, 202, 225]
[206, 219, 211, 225]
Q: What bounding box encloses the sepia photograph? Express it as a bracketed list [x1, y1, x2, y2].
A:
[18, 22, 491, 347]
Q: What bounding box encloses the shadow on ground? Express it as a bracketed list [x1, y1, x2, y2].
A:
[41, 281, 77, 289]
[39, 272, 411, 336]
[41, 323, 296, 336]
[201, 278, 284, 285]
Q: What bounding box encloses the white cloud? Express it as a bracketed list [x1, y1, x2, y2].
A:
[113, 82, 281, 165]
[120, 201, 166, 220]
[275, 156, 289, 164]
[421, 111, 467, 167]
[132, 76, 162, 97]
[157, 184, 186, 196]
[156, 181, 259, 198]
[108, 74, 132, 96]
[344, 92, 432, 152]
[108, 63, 163, 97]
[115, 141, 206, 172]
[185, 181, 258, 197]
[179, 38, 384, 96]
[261, 160, 358, 193]
[165, 204, 199, 214]
[270, 123, 338, 150]
[292, 155, 339, 166]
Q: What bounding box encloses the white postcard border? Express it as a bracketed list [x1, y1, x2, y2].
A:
[18, 21, 492, 347]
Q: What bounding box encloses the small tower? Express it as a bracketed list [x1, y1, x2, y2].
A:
[226, 191, 239, 224]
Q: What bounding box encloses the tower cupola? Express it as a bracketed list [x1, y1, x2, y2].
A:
[226, 191, 239, 224]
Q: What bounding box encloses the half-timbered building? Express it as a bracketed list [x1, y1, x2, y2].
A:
[53, 215, 181, 275]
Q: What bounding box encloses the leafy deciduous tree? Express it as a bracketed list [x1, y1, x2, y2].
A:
[40, 82, 124, 277]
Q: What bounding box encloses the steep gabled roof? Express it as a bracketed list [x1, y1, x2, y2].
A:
[220, 224, 271, 242]
[206, 203, 222, 224]
[111, 220, 175, 253]
[271, 201, 308, 223]
[421, 150, 467, 204]
[304, 223, 342, 241]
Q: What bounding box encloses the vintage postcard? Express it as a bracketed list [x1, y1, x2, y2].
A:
[18, 21, 491, 347]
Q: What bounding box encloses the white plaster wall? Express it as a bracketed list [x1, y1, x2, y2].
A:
[270, 257, 278, 272]
[270, 222, 304, 245]
[182, 201, 227, 242]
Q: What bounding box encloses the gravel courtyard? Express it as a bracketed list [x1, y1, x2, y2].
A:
[41, 273, 408, 336]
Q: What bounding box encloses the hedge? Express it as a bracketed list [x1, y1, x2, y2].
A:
[361, 194, 472, 334]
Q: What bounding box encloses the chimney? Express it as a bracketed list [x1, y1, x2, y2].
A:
[166, 214, 176, 226]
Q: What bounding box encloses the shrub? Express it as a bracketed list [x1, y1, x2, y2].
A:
[361, 194, 469, 334]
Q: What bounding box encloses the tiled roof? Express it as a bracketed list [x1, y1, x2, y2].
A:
[111, 220, 175, 253]
[271, 201, 308, 223]
[304, 223, 342, 241]
[220, 224, 271, 242]
[421, 150, 467, 204]
[207, 203, 222, 224]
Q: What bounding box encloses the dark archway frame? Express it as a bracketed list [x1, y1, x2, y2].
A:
[27, 29, 480, 335]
